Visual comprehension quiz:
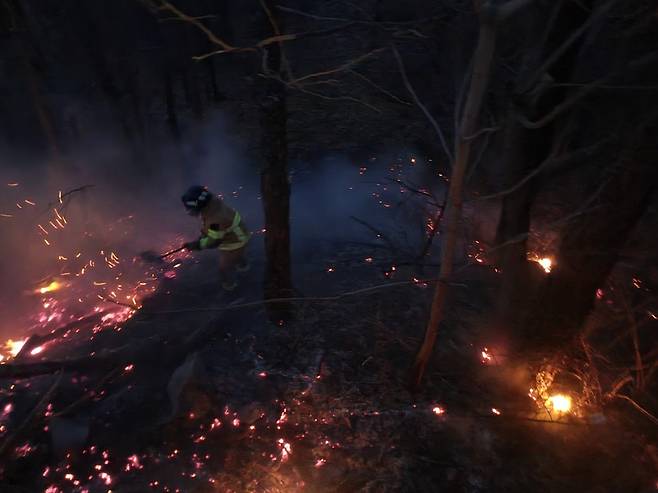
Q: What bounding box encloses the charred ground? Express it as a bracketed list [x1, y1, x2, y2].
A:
[1, 0, 658, 492]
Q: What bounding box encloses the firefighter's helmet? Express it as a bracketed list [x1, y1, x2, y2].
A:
[182, 185, 212, 216]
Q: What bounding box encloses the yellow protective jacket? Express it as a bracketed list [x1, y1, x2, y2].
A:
[199, 196, 250, 251]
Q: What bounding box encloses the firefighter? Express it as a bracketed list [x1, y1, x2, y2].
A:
[181, 185, 250, 291]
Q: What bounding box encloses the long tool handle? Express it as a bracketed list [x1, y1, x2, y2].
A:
[160, 246, 185, 259]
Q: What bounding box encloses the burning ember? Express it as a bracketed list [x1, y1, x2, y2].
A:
[432, 406, 445, 416]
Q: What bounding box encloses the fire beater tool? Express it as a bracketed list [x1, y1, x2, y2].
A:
[139, 246, 185, 264]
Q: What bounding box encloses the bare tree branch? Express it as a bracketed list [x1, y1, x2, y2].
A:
[276, 5, 445, 27]
[616, 394, 658, 426]
[287, 83, 382, 113]
[349, 69, 411, 105]
[482, 177, 610, 256]
[520, 51, 658, 128]
[259, 0, 294, 80]
[521, 0, 621, 93]
[392, 45, 453, 164]
[0, 372, 62, 459]
[463, 125, 499, 141]
[518, 78, 605, 129]
[475, 140, 606, 201]
[287, 47, 387, 86]
[387, 178, 440, 206]
[151, 0, 242, 53]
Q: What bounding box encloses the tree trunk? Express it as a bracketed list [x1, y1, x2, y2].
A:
[410, 4, 499, 389]
[492, 111, 538, 323]
[259, 2, 293, 323]
[493, 0, 591, 333]
[522, 143, 658, 351]
[492, 105, 554, 334]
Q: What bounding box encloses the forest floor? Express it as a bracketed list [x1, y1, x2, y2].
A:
[1, 232, 657, 493]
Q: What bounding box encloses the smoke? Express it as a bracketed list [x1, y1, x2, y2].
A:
[0, 109, 442, 341]
[291, 152, 444, 244]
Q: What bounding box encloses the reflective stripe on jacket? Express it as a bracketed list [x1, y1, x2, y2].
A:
[199, 196, 250, 251]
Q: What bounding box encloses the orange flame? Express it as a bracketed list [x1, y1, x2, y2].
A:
[2, 338, 28, 361]
[37, 281, 62, 295]
[528, 254, 553, 273]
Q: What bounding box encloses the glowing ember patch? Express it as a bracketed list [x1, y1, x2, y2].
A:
[432, 406, 445, 416]
[491, 408, 501, 415]
[528, 255, 553, 273]
[232, 418, 240, 427]
[30, 346, 44, 356]
[315, 458, 327, 468]
[547, 394, 572, 413]
[480, 347, 493, 363]
[278, 439, 292, 462]
[124, 364, 134, 372]
[276, 409, 288, 425]
[164, 271, 177, 279]
[38, 281, 61, 294]
[99, 472, 112, 485]
[14, 443, 33, 457]
[537, 257, 552, 273]
[125, 454, 143, 471]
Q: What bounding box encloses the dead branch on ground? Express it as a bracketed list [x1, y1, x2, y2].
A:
[0, 372, 62, 460]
